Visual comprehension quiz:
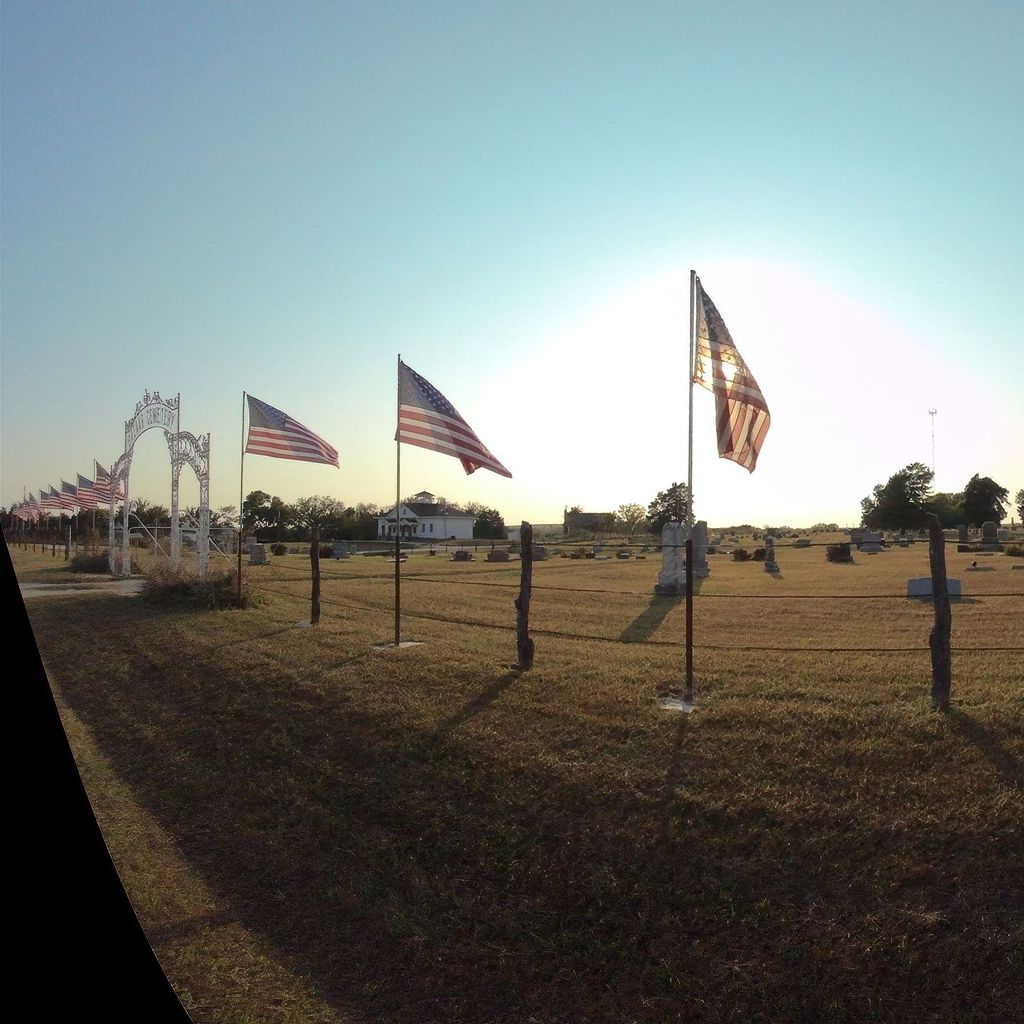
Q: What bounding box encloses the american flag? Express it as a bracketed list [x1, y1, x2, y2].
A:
[60, 479, 80, 511]
[94, 462, 125, 502]
[76, 474, 100, 509]
[245, 395, 339, 467]
[40, 487, 60, 513]
[397, 361, 511, 478]
[692, 279, 770, 473]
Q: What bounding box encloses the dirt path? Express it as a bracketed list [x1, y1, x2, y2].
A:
[19, 578, 146, 600]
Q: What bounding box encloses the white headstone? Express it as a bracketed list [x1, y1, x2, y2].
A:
[655, 522, 687, 595]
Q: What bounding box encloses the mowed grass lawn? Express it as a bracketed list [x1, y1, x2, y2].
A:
[17, 541, 1024, 1023]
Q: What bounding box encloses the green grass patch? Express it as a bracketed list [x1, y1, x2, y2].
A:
[14, 542, 1024, 1023]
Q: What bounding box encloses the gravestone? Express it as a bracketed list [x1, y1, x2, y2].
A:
[980, 521, 1003, 551]
[332, 539, 350, 559]
[486, 550, 510, 562]
[859, 531, 883, 553]
[763, 535, 779, 573]
[617, 550, 632, 559]
[453, 549, 473, 561]
[243, 535, 258, 553]
[532, 546, 549, 561]
[794, 538, 811, 548]
[692, 520, 710, 578]
[249, 544, 268, 565]
[907, 577, 962, 598]
[958, 524, 969, 544]
[655, 522, 687, 595]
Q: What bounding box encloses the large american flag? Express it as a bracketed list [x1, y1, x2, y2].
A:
[397, 361, 512, 478]
[40, 486, 61, 513]
[94, 461, 125, 502]
[692, 279, 770, 472]
[245, 395, 339, 467]
[60, 479, 80, 511]
[76, 474, 100, 509]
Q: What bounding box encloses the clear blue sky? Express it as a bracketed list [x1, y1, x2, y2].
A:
[3, 1, 1021, 526]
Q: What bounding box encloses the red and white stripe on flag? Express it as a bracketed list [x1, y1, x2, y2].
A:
[245, 395, 339, 467]
[397, 360, 511, 478]
[692, 279, 770, 473]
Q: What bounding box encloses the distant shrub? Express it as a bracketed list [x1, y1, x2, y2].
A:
[752, 547, 766, 562]
[270, 543, 287, 556]
[143, 565, 259, 609]
[70, 552, 112, 574]
[732, 547, 751, 562]
[826, 543, 854, 563]
[1005, 544, 1024, 557]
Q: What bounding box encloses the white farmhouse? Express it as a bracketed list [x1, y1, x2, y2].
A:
[377, 491, 476, 541]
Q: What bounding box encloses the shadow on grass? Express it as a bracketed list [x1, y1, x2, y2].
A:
[619, 596, 681, 643]
[32, 596, 1024, 1024]
[947, 708, 1022, 789]
[436, 670, 522, 736]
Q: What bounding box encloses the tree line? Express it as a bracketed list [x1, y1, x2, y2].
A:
[860, 463, 1017, 530]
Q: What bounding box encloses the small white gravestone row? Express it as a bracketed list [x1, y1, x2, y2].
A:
[907, 577, 961, 598]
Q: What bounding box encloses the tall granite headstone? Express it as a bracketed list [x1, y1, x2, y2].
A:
[655, 522, 686, 595]
[764, 534, 779, 572]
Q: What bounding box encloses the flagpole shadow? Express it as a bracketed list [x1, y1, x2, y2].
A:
[619, 595, 683, 643]
[436, 670, 522, 736]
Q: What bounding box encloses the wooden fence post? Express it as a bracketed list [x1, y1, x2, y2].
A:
[310, 524, 321, 626]
[926, 512, 952, 710]
[515, 522, 534, 670]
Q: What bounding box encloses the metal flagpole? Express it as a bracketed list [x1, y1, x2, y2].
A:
[395, 354, 402, 647]
[687, 269, 696, 527]
[685, 270, 697, 706]
[237, 391, 246, 607]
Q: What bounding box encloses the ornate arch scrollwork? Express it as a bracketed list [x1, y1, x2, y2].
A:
[165, 430, 212, 576]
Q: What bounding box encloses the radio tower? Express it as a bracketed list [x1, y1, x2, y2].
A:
[928, 409, 937, 475]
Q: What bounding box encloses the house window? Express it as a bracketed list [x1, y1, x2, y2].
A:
[430, 524, 433, 533]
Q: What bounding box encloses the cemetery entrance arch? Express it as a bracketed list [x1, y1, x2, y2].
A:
[108, 390, 213, 577]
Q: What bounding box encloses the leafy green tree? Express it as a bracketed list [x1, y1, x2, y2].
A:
[860, 463, 933, 530]
[961, 474, 1008, 526]
[241, 490, 278, 531]
[922, 491, 963, 528]
[646, 482, 692, 533]
[473, 507, 506, 539]
[616, 503, 647, 537]
[292, 496, 346, 538]
[129, 499, 170, 525]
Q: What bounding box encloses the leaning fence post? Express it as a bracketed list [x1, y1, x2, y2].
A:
[515, 522, 534, 670]
[310, 524, 321, 626]
[926, 512, 952, 710]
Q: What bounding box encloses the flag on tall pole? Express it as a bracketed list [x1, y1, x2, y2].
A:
[60, 480, 80, 511]
[76, 474, 100, 510]
[390, 358, 511, 647]
[397, 360, 512, 478]
[244, 395, 339, 467]
[692, 277, 770, 473]
[95, 461, 125, 502]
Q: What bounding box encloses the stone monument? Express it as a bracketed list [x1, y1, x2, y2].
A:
[980, 522, 1003, 551]
[332, 539, 350, 559]
[249, 543, 268, 565]
[692, 520, 710, 578]
[958, 524, 969, 544]
[764, 534, 779, 572]
[655, 522, 686, 595]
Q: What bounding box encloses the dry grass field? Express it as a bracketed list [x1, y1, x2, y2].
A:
[15, 539, 1024, 1023]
